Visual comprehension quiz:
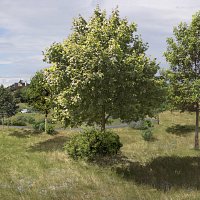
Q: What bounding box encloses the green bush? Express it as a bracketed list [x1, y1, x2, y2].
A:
[46, 124, 56, 135]
[12, 120, 27, 126]
[27, 116, 36, 124]
[0, 116, 28, 126]
[129, 119, 154, 130]
[33, 121, 45, 132]
[144, 120, 153, 128]
[32, 120, 55, 134]
[65, 128, 123, 159]
[0, 119, 11, 126]
[10, 116, 27, 126]
[16, 115, 27, 122]
[141, 128, 153, 141]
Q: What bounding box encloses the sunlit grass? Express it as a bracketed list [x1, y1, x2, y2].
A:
[1, 111, 200, 199]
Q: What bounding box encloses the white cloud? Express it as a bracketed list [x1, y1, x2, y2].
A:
[0, 0, 199, 80]
[0, 60, 13, 65]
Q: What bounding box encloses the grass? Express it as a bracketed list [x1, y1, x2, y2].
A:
[1, 111, 200, 199]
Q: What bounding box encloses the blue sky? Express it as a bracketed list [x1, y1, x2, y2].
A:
[0, 0, 199, 86]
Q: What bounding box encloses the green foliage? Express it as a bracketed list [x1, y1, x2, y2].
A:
[12, 115, 33, 126]
[32, 121, 45, 132]
[129, 119, 154, 130]
[164, 11, 200, 112]
[27, 71, 52, 114]
[141, 128, 153, 141]
[26, 116, 36, 124]
[164, 11, 200, 148]
[13, 115, 35, 126]
[65, 128, 123, 159]
[129, 119, 154, 141]
[27, 71, 53, 133]
[32, 120, 55, 134]
[144, 120, 154, 129]
[0, 85, 18, 118]
[0, 117, 27, 126]
[43, 7, 164, 130]
[11, 119, 27, 126]
[13, 87, 29, 103]
[46, 124, 56, 135]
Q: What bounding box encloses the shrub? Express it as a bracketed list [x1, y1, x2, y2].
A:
[141, 128, 153, 141]
[33, 121, 45, 132]
[26, 116, 36, 124]
[12, 120, 26, 126]
[12, 116, 27, 126]
[129, 119, 154, 130]
[0, 116, 28, 126]
[32, 120, 55, 134]
[65, 128, 123, 159]
[46, 124, 56, 135]
[0, 119, 12, 126]
[16, 115, 27, 122]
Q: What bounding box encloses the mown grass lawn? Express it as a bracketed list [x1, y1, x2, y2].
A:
[1, 111, 200, 200]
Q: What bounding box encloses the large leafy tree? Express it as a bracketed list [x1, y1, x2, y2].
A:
[164, 11, 200, 149]
[44, 7, 164, 131]
[0, 85, 18, 126]
[27, 71, 52, 133]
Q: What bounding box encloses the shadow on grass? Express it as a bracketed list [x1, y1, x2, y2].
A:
[166, 124, 195, 136]
[116, 156, 200, 191]
[9, 129, 41, 138]
[89, 154, 128, 166]
[144, 136, 158, 142]
[28, 136, 69, 152]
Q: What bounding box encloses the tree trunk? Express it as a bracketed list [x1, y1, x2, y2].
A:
[45, 111, 48, 134]
[101, 112, 106, 132]
[195, 104, 199, 149]
[2, 117, 4, 129]
[157, 114, 160, 125]
[101, 106, 106, 132]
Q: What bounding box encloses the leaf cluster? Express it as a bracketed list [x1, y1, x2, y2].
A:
[164, 11, 200, 112]
[0, 85, 18, 117]
[27, 71, 52, 114]
[65, 128, 122, 159]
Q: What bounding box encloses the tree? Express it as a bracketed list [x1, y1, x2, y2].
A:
[27, 71, 52, 133]
[0, 85, 18, 127]
[44, 7, 164, 131]
[152, 73, 169, 125]
[13, 86, 29, 103]
[164, 11, 200, 149]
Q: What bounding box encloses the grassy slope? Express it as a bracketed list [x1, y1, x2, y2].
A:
[1, 111, 200, 200]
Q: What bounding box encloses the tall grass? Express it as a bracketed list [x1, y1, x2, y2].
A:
[0, 111, 200, 199]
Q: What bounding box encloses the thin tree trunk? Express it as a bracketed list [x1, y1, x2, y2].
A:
[101, 113, 106, 132]
[2, 117, 4, 129]
[157, 114, 160, 125]
[195, 103, 199, 149]
[45, 111, 48, 134]
[101, 106, 106, 132]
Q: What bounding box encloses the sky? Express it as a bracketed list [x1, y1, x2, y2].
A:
[0, 0, 199, 86]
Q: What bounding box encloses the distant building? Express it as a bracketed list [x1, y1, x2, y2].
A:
[9, 80, 29, 89]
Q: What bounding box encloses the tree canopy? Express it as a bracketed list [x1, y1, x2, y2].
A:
[164, 11, 200, 149]
[44, 7, 164, 131]
[0, 85, 18, 118]
[27, 71, 53, 133]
